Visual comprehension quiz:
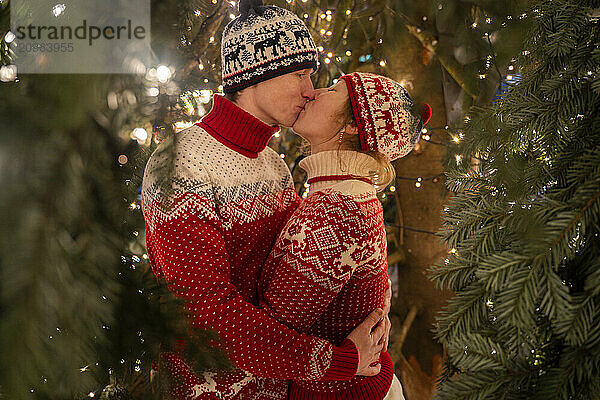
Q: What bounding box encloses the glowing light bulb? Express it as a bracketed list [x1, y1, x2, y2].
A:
[4, 31, 15, 43]
[132, 127, 148, 142]
[52, 3, 66, 17]
[0, 65, 17, 82]
[156, 65, 171, 82]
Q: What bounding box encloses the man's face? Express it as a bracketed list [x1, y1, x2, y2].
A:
[244, 69, 315, 127]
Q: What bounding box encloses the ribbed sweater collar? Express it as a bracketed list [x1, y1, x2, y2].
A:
[299, 150, 379, 193]
[197, 94, 279, 158]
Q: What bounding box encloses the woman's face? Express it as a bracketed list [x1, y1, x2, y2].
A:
[292, 80, 350, 152]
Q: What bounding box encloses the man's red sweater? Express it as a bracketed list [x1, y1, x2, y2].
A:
[141, 95, 358, 399]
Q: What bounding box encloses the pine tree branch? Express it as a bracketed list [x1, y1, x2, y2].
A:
[404, 25, 478, 100]
[548, 188, 600, 250]
[178, 1, 228, 80]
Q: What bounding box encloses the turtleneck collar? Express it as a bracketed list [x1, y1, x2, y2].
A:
[299, 150, 379, 193]
[196, 94, 280, 158]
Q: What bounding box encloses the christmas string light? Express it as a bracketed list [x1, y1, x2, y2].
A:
[394, 173, 444, 181]
[384, 221, 437, 235]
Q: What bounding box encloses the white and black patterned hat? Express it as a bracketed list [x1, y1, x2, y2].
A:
[221, 0, 318, 93]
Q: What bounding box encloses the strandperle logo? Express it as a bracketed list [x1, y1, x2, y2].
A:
[10, 0, 151, 74]
[14, 19, 147, 46]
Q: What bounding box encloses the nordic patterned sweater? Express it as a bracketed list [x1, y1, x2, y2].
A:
[258, 150, 394, 400]
[141, 95, 359, 400]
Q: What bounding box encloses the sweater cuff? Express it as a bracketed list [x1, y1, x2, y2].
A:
[320, 338, 358, 381]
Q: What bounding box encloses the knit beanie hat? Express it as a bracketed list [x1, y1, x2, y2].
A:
[221, 0, 318, 93]
[340, 72, 432, 162]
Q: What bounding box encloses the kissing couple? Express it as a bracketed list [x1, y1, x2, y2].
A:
[142, 0, 431, 399]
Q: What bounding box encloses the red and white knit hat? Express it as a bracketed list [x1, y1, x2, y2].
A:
[340, 72, 431, 162]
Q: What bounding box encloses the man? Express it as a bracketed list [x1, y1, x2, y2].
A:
[141, 0, 391, 398]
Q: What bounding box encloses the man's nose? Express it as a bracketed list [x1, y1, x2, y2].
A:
[301, 77, 316, 100]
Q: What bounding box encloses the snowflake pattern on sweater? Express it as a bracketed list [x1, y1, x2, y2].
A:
[141, 96, 358, 400]
[258, 151, 395, 400]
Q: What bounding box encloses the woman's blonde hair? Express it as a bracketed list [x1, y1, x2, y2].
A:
[300, 99, 396, 192]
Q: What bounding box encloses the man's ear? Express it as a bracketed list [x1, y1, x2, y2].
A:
[344, 124, 358, 136]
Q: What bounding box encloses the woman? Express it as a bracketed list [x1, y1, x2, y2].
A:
[257, 72, 431, 400]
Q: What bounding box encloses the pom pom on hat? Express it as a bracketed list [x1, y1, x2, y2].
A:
[239, 0, 265, 19]
[340, 72, 430, 162]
